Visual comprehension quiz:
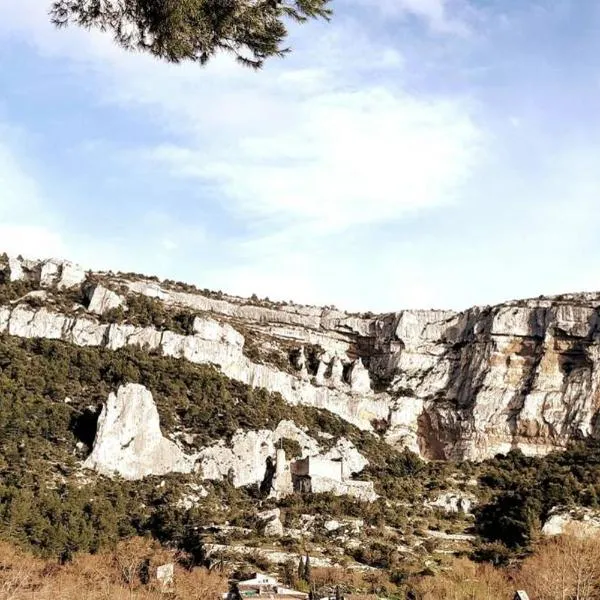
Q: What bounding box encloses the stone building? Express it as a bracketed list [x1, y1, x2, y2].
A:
[291, 455, 344, 492]
[224, 573, 307, 599]
[271, 449, 377, 502]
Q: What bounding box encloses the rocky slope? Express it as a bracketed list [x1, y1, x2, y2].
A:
[2, 254, 600, 468]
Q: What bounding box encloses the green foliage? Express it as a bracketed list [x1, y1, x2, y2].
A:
[280, 438, 302, 459]
[0, 278, 38, 305]
[103, 294, 197, 335]
[475, 491, 541, 550]
[474, 442, 600, 554]
[0, 333, 426, 561]
[50, 0, 332, 68]
[470, 542, 514, 566]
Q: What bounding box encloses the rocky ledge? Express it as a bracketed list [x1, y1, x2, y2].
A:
[3, 254, 600, 463]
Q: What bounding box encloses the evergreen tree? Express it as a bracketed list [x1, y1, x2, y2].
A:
[303, 554, 311, 583]
[49, 0, 332, 68]
[297, 556, 305, 582]
[282, 559, 295, 587]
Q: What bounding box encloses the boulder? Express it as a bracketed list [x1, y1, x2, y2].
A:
[349, 359, 371, 393]
[258, 508, 284, 537]
[427, 492, 476, 514]
[87, 285, 124, 315]
[542, 507, 600, 538]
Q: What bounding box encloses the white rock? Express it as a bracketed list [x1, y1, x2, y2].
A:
[294, 347, 307, 371]
[198, 421, 317, 488]
[84, 384, 194, 479]
[315, 359, 328, 386]
[330, 356, 344, 386]
[491, 306, 546, 337]
[156, 564, 174, 588]
[542, 508, 600, 538]
[7, 256, 600, 463]
[8, 306, 71, 339]
[40, 260, 60, 287]
[427, 492, 476, 514]
[322, 438, 369, 478]
[105, 323, 138, 350]
[395, 310, 456, 344]
[0, 306, 10, 333]
[177, 485, 209, 510]
[193, 317, 244, 348]
[7, 257, 24, 281]
[349, 359, 371, 393]
[198, 430, 275, 488]
[258, 508, 284, 537]
[324, 520, 342, 532]
[34, 259, 85, 288]
[309, 477, 377, 502]
[70, 318, 108, 346]
[57, 261, 86, 289]
[87, 285, 124, 315]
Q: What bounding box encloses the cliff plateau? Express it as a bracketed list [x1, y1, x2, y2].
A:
[2, 254, 600, 469]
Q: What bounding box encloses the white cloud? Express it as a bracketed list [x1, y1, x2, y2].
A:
[152, 87, 480, 233]
[0, 2, 482, 233]
[0, 0, 485, 310]
[351, 0, 469, 34]
[0, 138, 41, 218]
[0, 224, 66, 258]
[0, 136, 68, 258]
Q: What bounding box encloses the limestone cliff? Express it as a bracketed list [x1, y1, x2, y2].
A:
[84, 384, 194, 479]
[3, 254, 600, 463]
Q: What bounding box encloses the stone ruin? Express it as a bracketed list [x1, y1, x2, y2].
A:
[270, 447, 377, 503]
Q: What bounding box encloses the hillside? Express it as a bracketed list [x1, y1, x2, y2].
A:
[2, 253, 600, 596]
[3, 254, 600, 460]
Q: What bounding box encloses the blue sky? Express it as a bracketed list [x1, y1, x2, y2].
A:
[1, 0, 600, 312]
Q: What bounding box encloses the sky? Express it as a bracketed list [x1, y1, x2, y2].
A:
[1, 0, 600, 312]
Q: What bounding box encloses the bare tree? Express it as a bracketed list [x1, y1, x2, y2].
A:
[518, 528, 600, 600]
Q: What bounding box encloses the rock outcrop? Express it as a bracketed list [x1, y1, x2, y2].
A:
[84, 384, 194, 479]
[5, 254, 600, 463]
[87, 284, 124, 315]
[427, 492, 476, 515]
[196, 420, 372, 501]
[542, 507, 600, 538]
[258, 508, 284, 537]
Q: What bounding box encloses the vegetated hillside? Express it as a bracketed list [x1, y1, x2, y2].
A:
[3, 254, 600, 598]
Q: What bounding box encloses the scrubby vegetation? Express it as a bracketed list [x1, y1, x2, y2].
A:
[0, 334, 352, 450]
[0, 537, 227, 599]
[472, 442, 600, 560]
[3, 531, 600, 600]
[102, 294, 197, 336]
[0, 334, 418, 560]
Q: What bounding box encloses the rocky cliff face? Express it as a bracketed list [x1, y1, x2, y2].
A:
[2, 254, 600, 464]
[84, 383, 195, 479]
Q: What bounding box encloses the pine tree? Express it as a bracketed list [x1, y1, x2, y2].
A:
[49, 0, 333, 68]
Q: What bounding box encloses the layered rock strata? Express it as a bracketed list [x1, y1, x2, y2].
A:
[3, 255, 600, 462]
